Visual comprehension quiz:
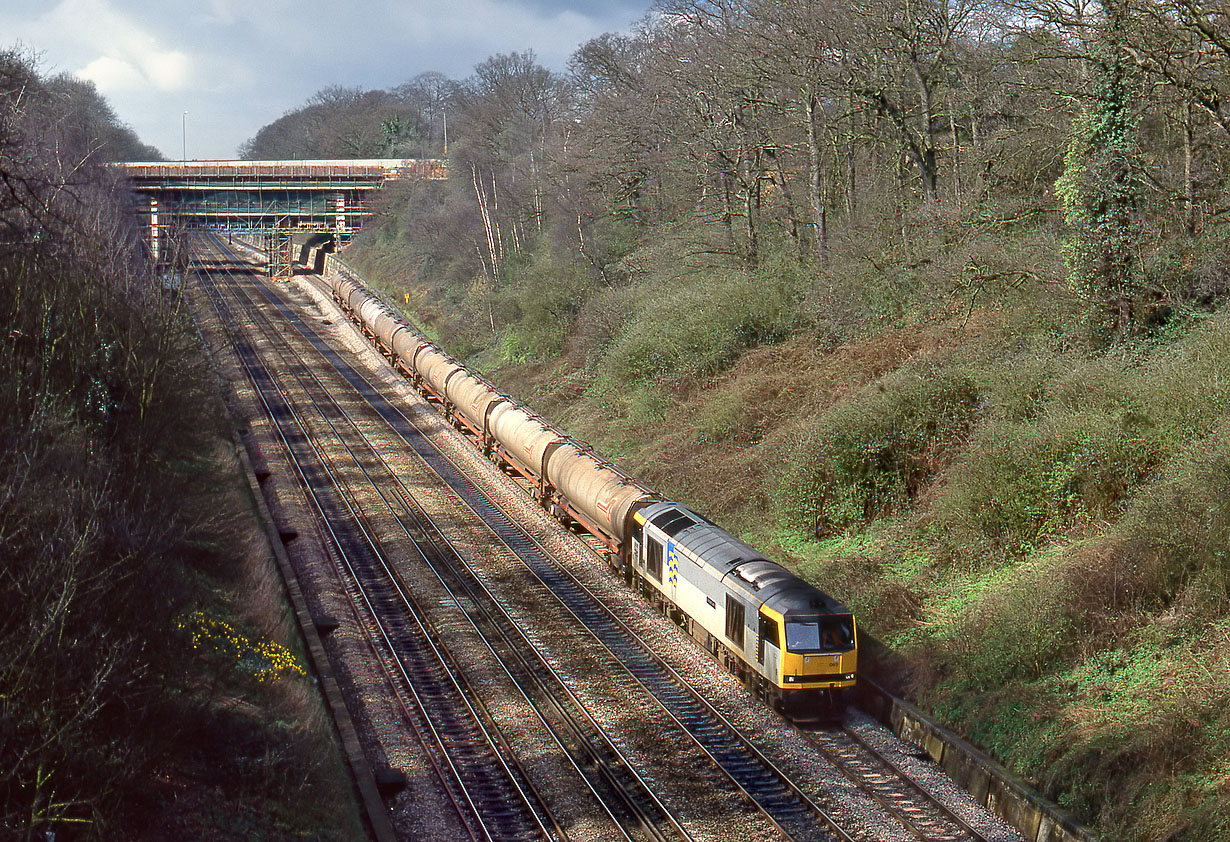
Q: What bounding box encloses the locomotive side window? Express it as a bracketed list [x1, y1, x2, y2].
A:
[757, 614, 780, 664]
[725, 596, 745, 649]
[647, 539, 663, 582]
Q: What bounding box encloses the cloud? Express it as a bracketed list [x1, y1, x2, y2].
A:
[28, 0, 196, 92]
[2, 0, 652, 158]
[78, 48, 192, 93]
[138, 49, 192, 91]
[77, 55, 145, 90]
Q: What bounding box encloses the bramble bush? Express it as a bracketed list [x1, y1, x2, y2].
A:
[936, 407, 1156, 563]
[603, 254, 805, 387]
[776, 362, 980, 536]
[490, 239, 594, 363]
[936, 316, 1230, 569]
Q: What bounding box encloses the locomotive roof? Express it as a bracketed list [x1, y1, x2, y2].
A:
[639, 502, 850, 615]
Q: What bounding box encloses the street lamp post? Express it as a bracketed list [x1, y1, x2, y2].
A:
[182, 111, 188, 162]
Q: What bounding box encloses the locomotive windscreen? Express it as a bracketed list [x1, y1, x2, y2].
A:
[784, 616, 855, 653]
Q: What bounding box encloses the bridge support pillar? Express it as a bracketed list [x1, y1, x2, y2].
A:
[148, 196, 161, 264]
[333, 192, 348, 234]
[265, 230, 294, 280]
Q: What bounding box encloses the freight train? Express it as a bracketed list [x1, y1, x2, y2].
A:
[322, 257, 857, 719]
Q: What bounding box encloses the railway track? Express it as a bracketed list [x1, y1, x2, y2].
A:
[196, 244, 567, 842]
[192, 234, 1011, 842]
[231, 257, 850, 842]
[210, 251, 689, 842]
[200, 243, 797, 840]
[802, 726, 991, 842]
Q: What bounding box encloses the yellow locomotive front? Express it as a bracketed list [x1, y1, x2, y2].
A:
[760, 605, 857, 717]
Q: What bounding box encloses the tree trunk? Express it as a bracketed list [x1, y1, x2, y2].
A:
[471, 165, 499, 278]
[948, 94, 961, 202]
[1183, 103, 1197, 236]
[907, 144, 938, 202]
[764, 146, 802, 259]
[739, 150, 759, 264]
[909, 65, 939, 202]
[847, 91, 858, 220]
[804, 94, 827, 262]
[718, 169, 735, 251]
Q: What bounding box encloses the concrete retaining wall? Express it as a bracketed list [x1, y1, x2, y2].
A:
[858, 678, 1097, 842]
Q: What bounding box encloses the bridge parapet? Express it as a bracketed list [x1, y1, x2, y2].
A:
[121, 158, 446, 183]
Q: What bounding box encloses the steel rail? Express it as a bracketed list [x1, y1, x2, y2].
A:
[227, 274, 668, 842]
[802, 726, 993, 842]
[206, 261, 546, 842]
[215, 241, 689, 842]
[241, 283, 695, 842]
[213, 252, 566, 842]
[195, 250, 500, 841]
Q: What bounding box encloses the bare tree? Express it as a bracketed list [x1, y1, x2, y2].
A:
[837, 0, 984, 201]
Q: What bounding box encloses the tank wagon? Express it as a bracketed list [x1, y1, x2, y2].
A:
[324, 262, 857, 718]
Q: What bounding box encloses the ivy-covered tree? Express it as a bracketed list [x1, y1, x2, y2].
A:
[1055, 5, 1143, 341]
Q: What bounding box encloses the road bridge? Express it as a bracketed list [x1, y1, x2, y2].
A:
[119, 158, 445, 277]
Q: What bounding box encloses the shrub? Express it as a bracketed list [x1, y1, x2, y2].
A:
[937, 408, 1157, 561]
[603, 257, 804, 386]
[491, 239, 593, 362]
[776, 362, 980, 536]
[0, 51, 344, 838]
[573, 284, 636, 364]
[937, 316, 1230, 567]
[1114, 416, 1230, 604]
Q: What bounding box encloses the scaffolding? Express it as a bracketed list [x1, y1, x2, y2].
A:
[117, 159, 447, 274]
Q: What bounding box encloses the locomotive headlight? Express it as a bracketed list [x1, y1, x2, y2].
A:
[843, 673, 855, 681]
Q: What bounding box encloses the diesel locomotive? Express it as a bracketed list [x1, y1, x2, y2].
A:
[323, 256, 857, 718]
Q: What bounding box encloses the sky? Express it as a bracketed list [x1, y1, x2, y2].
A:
[1, 0, 651, 160]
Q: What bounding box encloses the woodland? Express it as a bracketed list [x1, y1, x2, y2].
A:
[0, 51, 362, 840]
[241, 0, 1230, 838]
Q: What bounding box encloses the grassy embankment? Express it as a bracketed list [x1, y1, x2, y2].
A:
[346, 186, 1230, 841]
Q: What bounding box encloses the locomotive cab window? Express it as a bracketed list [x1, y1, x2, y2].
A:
[725, 596, 745, 649]
[646, 539, 663, 582]
[784, 616, 854, 653]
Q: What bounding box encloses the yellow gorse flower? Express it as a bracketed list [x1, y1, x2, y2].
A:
[177, 611, 306, 682]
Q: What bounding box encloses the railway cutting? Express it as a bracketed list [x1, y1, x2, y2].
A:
[189, 233, 1022, 842]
